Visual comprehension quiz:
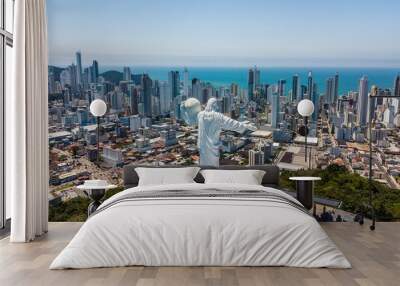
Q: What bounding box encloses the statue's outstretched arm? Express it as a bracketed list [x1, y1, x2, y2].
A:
[219, 114, 257, 133]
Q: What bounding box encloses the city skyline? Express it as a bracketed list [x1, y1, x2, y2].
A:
[47, 48, 400, 221]
[49, 58, 400, 96]
[47, 0, 400, 67]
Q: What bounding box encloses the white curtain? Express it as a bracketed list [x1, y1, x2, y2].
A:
[8, 0, 49, 242]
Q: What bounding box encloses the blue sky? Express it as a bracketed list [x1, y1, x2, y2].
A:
[47, 0, 400, 67]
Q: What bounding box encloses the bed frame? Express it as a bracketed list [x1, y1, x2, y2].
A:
[122, 164, 342, 213]
[123, 164, 280, 189]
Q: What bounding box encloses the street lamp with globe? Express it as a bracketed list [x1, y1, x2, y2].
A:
[297, 99, 314, 167]
[90, 99, 107, 165]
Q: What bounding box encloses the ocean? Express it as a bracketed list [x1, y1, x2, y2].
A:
[100, 66, 400, 96]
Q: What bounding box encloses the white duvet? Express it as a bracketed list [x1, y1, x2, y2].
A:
[50, 183, 351, 269]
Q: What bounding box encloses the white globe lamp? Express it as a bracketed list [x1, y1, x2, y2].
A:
[89, 99, 107, 165]
[90, 99, 107, 117]
[297, 99, 314, 117]
[297, 99, 314, 167]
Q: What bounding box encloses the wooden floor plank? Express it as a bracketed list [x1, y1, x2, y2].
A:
[0, 222, 399, 286]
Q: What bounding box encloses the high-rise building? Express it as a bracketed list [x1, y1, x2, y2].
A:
[183, 68, 190, 97]
[368, 85, 378, 121]
[254, 66, 260, 87]
[248, 68, 254, 101]
[67, 64, 78, 92]
[77, 108, 88, 126]
[230, 83, 239, 97]
[394, 74, 400, 97]
[192, 78, 201, 101]
[110, 90, 124, 112]
[128, 85, 139, 115]
[260, 142, 273, 162]
[326, 77, 334, 104]
[357, 76, 369, 126]
[300, 85, 307, 101]
[152, 80, 161, 117]
[249, 149, 265, 166]
[307, 71, 313, 100]
[271, 92, 280, 128]
[277, 79, 286, 98]
[312, 83, 318, 122]
[383, 106, 395, 128]
[247, 66, 260, 102]
[333, 72, 339, 104]
[82, 67, 90, 89]
[168, 71, 180, 119]
[123, 67, 131, 81]
[142, 74, 153, 117]
[168, 71, 180, 99]
[129, 115, 141, 132]
[75, 51, 83, 86]
[91, 60, 99, 83]
[159, 81, 171, 116]
[222, 96, 232, 114]
[48, 72, 56, 94]
[292, 74, 299, 102]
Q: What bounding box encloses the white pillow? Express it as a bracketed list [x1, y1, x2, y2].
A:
[136, 167, 200, 186]
[200, 169, 265, 185]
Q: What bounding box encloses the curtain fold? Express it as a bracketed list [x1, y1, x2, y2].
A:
[9, 0, 48, 242]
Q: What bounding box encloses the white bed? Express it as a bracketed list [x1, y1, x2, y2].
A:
[50, 183, 351, 269]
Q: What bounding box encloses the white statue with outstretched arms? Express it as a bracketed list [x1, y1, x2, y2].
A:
[181, 97, 257, 167]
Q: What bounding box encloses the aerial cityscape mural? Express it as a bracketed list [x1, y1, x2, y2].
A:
[47, 0, 400, 221]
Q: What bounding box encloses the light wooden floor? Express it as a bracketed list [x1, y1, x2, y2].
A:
[0, 222, 399, 286]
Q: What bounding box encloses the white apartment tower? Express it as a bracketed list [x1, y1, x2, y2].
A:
[357, 76, 369, 126]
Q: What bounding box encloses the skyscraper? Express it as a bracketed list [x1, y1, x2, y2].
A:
[326, 77, 334, 104]
[48, 72, 56, 94]
[368, 85, 378, 121]
[271, 92, 280, 128]
[128, 85, 139, 115]
[222, 96, 232, 114]
[333, 72, 339, 104]
[142, 74, 153, 117]
[110, 90, 124, 112]
[75, 51, 83, 86]
[168, 71, 180, 119]
[82, 67, 90, 89]
[254, 66, 260, 88]
[248, 68, 254, 101]
[230, 83, 239, 97]
[277, 79, 286, 98]
[357, 76, 369, 126]
[67, 64, 78, 92]
[307, 71, 313, 100]
[91, 60, 99, 83]
[168, 71, 180, 99]
[394, 74, 400, 97]
[292, 74, 299, 102]
[123, 67, 131, 81]
[192, 78, 201, 101]
[300, 85, 307, 101]
[183, 67, 190, 97]
[159, 81, 171, 116]
[312, 83, 319, 122]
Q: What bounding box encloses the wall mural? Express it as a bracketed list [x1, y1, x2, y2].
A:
[47, 1, 400, 222]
